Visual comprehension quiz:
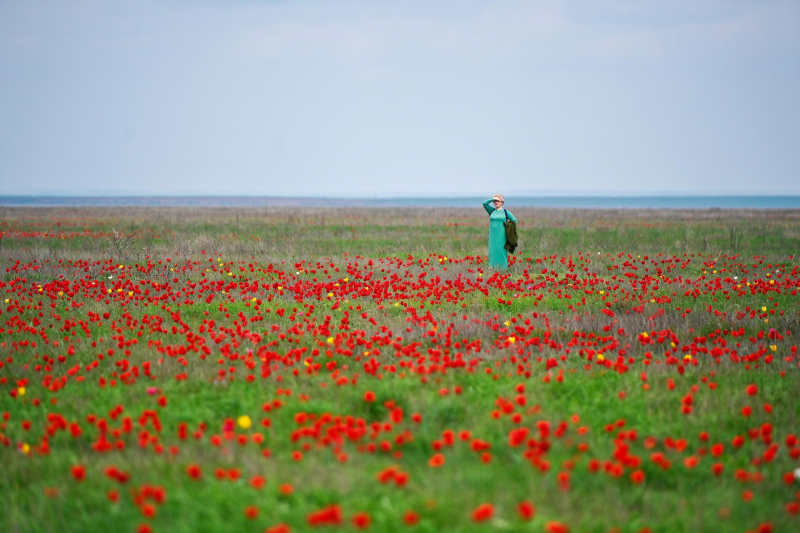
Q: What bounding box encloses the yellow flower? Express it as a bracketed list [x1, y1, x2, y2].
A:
[504, 321, 510, 326]
[770, 345, 777, 352]
[597, 354, 605, 362]
[327, 337, 334, 344]
[762, 306, 767, 312]
[21, 443, 30, 455]
[237, 415, 252, 429]
[641, 332, 649, 338]
[328, 293, 334, 298]
[508, 336, 516, 344]
[227, 272, 233, 276]
[252, 297, 257, 302]
[684, 354, 692, 361]
[118, 265, 123, 269]
[599, 290, 604, 295]
[18, 386, 25, 396]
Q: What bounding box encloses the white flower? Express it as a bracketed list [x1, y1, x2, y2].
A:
[794, 468, 800, 481]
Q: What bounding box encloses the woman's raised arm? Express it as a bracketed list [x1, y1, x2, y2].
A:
[482, 198, 495, 215]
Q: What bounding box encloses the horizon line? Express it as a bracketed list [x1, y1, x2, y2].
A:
[4, 193, 800, 199]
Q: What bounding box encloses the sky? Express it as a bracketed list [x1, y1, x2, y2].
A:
[1, 0, 799, 197]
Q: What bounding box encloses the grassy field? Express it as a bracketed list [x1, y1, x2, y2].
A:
[1, 206, 799, 533]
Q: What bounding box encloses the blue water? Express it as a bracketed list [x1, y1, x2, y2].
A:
[2, 195, 800, 209]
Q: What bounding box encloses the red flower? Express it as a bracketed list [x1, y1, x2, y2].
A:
[186, 464, 202, 480]
[428, 453, 445, 468]
[307, 504, 343, 526]
[557, 471, 571, 491]
[545, 521, 570, 533]
[244, 505, 259, 520]
[403, 510, 419, 525]
[629, 470, 645, 484]
[517, 500, 535, 520]
[266, 525, 291, 533]
[363, 391, 376, 402]
[471, 503, 494, 522]
[746, 384, 758, 396]
[352, 512, 371, 529]
[70, 465, 86, 482]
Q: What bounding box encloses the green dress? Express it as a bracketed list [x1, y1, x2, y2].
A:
[483, 198, 518, 270]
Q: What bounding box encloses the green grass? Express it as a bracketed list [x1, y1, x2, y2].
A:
[1, 206, 799, 532]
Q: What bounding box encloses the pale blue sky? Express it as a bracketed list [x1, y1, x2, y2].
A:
[1, 0, 799, 197]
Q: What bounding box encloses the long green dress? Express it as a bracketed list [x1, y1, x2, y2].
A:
[483, 198, 518, 270]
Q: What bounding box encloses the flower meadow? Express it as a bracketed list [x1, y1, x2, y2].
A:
[1, 206, 799, 533]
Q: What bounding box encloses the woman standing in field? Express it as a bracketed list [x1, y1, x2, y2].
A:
[483, 194, 518, 270]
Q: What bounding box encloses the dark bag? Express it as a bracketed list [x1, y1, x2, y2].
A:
[503, 210, 518, 254]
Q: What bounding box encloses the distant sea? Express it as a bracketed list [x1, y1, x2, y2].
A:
[2, 196, 800, 209]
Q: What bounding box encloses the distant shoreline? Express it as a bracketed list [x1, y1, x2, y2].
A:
[2, 195, 800, 209]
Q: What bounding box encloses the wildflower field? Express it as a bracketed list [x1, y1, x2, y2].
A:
[1, 205, 799, 533]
